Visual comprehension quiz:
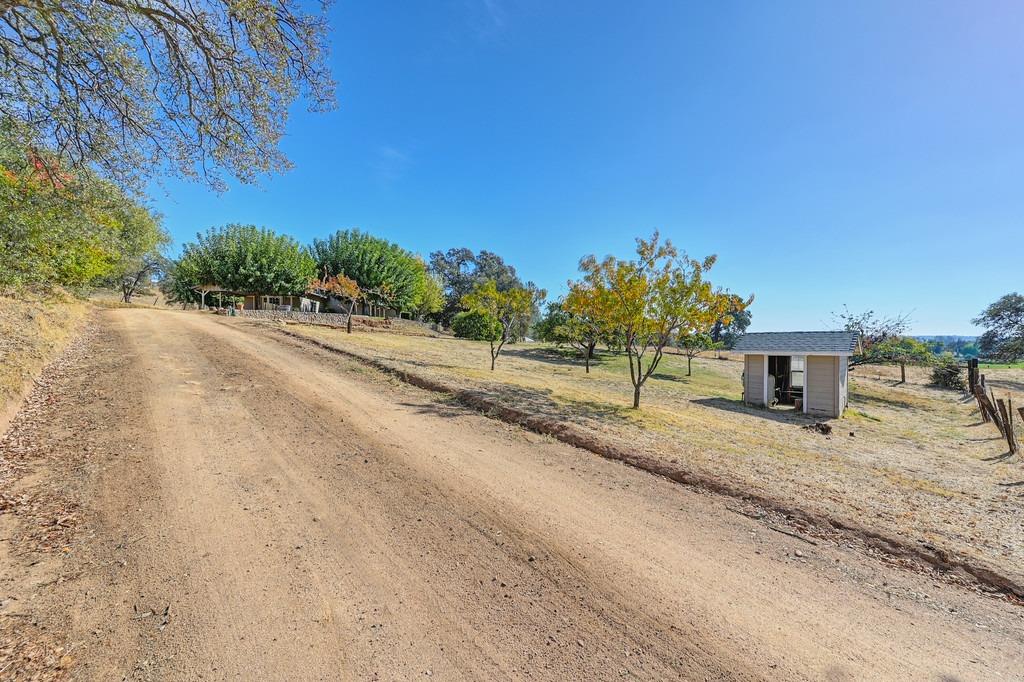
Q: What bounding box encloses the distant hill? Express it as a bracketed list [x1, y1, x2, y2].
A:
[914, 335, 977, 342]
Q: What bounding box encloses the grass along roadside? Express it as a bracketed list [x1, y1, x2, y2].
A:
[253, 318, 1024, 599]
[0, 293, 92, 433]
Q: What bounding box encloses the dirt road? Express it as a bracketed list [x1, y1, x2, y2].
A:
[3, 309, 1023, 680]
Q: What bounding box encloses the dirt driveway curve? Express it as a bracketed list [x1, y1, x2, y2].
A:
[3, 308, 1023, 680]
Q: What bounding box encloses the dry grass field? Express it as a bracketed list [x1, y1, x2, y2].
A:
[274, 321, 1024, 588]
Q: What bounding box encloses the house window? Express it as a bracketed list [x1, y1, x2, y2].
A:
[265, 296, 281, 307]
[791, 356, 805, 388]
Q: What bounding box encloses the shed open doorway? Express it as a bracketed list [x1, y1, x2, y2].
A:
[767, 355, 804, 410]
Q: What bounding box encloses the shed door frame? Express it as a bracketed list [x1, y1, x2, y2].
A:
[762, 357, 768, 406]
[800, 355, 809, 413]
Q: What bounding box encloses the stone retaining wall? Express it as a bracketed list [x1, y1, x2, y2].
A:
[240, 310, 349, 325]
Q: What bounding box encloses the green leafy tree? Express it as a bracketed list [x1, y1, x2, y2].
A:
[96, 205, 171, 302]
[677, 332, 720, 377]
[451, 310, 502, 342]
[0, 0, 334, 190]
[311, 230, 428, 317]
[560, 283, 608, 373]
[574, 232, 745, 408]
[1, 126, 167, 292]
[710, 294, 752, 349]
[428, 248, 524, 327]
[974, 294, 1024, 362]
[160, 257, 202, 308]
[461, 280, 546, 370]
[868, 336, 934, 384]
[414, 272, 445, 321]
[534, 302, 571, 343]
[174, 225, 315, 303]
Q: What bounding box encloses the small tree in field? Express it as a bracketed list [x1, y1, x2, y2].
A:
[311, 273, 361, 333]
[677, 332, 719, 377]
[833, 306, 910, 356]
[452, 310, 502, 341]
[575, 232, 745, 408]
[870, 336, 934, 384]
[461, 280, 546, 370]
[560, 282, 606, 373]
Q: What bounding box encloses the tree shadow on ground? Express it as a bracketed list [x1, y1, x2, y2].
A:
[692, 397, 821, 425]
[471, 383, 633, 426]
[650, 372, 692, 383]
[984, 378, 1024, 394]
[502, 346, 598, 369]
[395, 398, 470, 420]
[397, 378, 636, 427]
[983, 450, 1015, 462]
[849, 390, 919, 410]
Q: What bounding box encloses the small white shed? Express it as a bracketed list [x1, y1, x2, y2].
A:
[732, 331, 858, 418]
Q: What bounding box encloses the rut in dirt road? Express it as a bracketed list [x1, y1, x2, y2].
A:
[7, 308, 1024, 681]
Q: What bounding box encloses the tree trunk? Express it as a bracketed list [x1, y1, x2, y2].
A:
[346, 303, 354, 334]
[900, 362, 906, 384]
[632, 384, 642, 409]
[491, 353, 496, 371]
[584, 353, 590, 373]
[587, 341, 596, 359]
[687, 356, 692, 376]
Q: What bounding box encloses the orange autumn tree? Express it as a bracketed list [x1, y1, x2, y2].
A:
[310, 272, 362, 333]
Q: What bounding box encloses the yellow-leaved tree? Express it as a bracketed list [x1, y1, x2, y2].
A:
[574, 232, 749, 408]
[461, 279, 546, 370]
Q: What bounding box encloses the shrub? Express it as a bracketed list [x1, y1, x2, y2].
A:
[930, 354, 966, 391]
[451, 310, 501, 341]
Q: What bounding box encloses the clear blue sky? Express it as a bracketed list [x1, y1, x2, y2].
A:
[149, 0, 1023, 335]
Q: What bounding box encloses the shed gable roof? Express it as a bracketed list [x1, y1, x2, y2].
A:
[732, 331, 858, 355]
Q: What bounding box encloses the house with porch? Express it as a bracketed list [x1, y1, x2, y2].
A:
[732, 331, 859, 418]
[241, 293, 326, 312]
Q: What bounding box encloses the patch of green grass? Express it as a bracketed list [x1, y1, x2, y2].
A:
[979, 361, 1024, 369]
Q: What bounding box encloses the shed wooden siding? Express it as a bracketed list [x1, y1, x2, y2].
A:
[744, 354, 766, 406]
[839, 360, 849, 412]
[806, 355, 839, 417]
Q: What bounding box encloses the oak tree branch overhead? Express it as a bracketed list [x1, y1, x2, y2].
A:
[0, 0, 336, 190]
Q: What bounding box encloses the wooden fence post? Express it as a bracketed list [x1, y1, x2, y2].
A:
[975, 387, 990, 423]
[997, 399, 1016, 454]
[978, 389, 1005, 436]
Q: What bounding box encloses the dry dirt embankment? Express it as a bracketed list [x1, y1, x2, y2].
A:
[267, 322, 1024, 600]
[0, 294, 91, 433]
